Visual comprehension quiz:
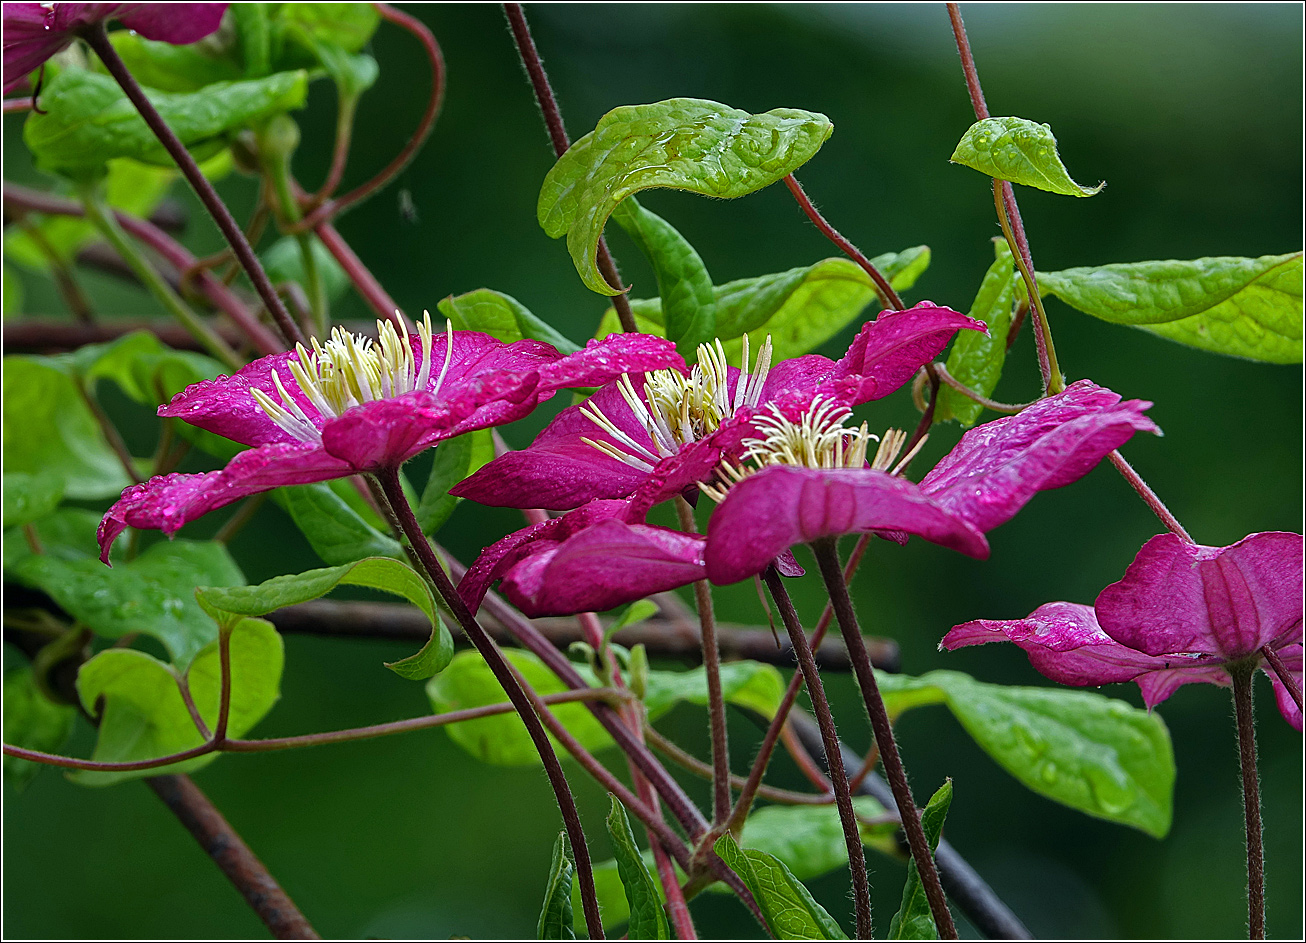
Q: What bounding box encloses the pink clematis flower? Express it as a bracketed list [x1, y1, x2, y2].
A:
[97, 316, 680, 562]
[3, 3, 229, 93]
[942, 532, 1304, 729]
[703, 380, 1160, 585]
[450, 302, 984, 511]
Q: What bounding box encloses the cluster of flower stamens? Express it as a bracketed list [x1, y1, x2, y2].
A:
[251, 311, 452, 444]
[580, 334, 774, 471]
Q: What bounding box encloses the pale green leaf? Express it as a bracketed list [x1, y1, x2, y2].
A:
[437, 289, 581, 354]
[102, 30, 243, 93]
[951, 116, 1102, 197]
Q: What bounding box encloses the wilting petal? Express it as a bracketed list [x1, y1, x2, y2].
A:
[160, 351, 320, 447]
[705, 465, 988, 585]
[919, 380, 1158, 533]
[1096, 532, 1305, 660]
[943, 601, 1225, 707]
[98, 442, 351, 561]
[831, 303, 985, 401]
[500, 519, 706, 617]
[1264, 643, 1303, 731]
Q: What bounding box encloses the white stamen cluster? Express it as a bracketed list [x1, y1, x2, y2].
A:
[580, 334, 774, 472]
[251, 312, 452, 444]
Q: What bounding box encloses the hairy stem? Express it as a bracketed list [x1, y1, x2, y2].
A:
[812, 538, 957, 939]
[1107, 450, 1194, 542]
[81, 23, 304, 349]
[762, 566, 873, 939]
[1231, 665, 1266, 939]
[1261, 647, 1303, 711]
[933, 363, 1032, 414]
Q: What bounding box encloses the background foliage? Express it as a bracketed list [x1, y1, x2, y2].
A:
[3, 4, 1301, 938]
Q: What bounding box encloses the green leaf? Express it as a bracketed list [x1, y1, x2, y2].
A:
[888, 780, 953, 939]
[596, 248, 931, 363]
[950, 116, 1103, 197]
[311, 46, 379, 100]
[3, 665, 75, 791]
[437, 289, 581, 354]
[72, 616, 282, 786]
[936, 241, 1019, 426]
[24, 68, 309, 175]
[416, 430, 496, 535]
[2, 507, 118, 566]
[540, 98, 833, 295]
[643, 659, 786, 721]
[572, 859, 637, 934]
[1039, 253, 1303, 363]
[262, 235, 351, 304]
[877, 670, 1174, 838]
[3, 264, 21, 314]
[715, 833, 848, 940]
[278, 2, 382, 54]
[604, 599, 660, 643]
[2, 472, 65, 528]
[2, 356, 130, 499]
[6, 538, 245, 667]
[197, 556, 453, 680]
[611, 198, 716, 354]
[538, 832, 578, 940]
[736, 797, 897, 883]
[607, 797, 671, 940]
[233, 3, 274, 76]
[273, 482, 404, 565]
[102, 29, 244, 93]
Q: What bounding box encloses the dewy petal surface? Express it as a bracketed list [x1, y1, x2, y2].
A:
[919, 380, 1158, 533]
[705, 465, 988, 585]
[831, 302, 986, 401]
[1095, 531, 1305, 660]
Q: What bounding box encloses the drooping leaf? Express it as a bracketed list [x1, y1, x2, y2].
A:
[596, 248, 931, 363]
[2, 356, 130, 500]
[876, 670, 1174, 838]
[2, 472, 65, 528]
[715, 833, 848, 940]
[72, 616, 283, 786]
[6, 536, 244, 667]
[437, 290, 581, 354]
[262, 235, 351, 305]
[197, 556, 453, 680]
[3, 665, 75, 791]
[936, 241, 1019, 426]
[950, 116, 1103, 197]
[1039, 253, 1303, 363]
[416, 429, 496, 535]
[24, 68, 309, 175]
[887, 780, 953, 940]
[273, 481, 404, 565]
[540, 98, 832, 295]
[606, 797, 671, 940]
[538, 832, 578, 940]
[611, 198, 716, 354]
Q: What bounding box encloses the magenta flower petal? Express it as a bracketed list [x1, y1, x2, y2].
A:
[919, 380, 1158, 533]
[499, 519, 706, 617]
[705, 465, 989, 585]
[535, 334, 685, 394]
[1265, 643, 1303, 731]
[160, 351, 317, 447]
[1095, 531, 1305, 660]
[831, 303, 986, 401]
[116, 3, 229, 43]
[628, 414, 757, 515]
[97, 442, 351, 562]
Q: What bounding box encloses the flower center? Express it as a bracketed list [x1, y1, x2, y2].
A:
[251, 312, 451, 444]
[580, 334, 774, 471]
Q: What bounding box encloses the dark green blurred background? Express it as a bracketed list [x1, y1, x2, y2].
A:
[3, 3, 1302, 939]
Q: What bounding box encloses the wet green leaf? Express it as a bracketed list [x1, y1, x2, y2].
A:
[611, 198, 715, 354]
[273, 482, 404, 565]
[951, 116, 1102, 197]
[2, 356, 129, 500]
[607, 797, 671, 939]
[716, 833, 848, 940]
[538, 832, 578, 940]
[24, 68, 308, 175]
[198, 556, 453, 680]
[936, 242, 1019, 426]
[437, 289, 581, 354]
[416, 429, 496, 535]
[1039, 253, 1303, 363]
[3, 665, 75, 791]
[888, 780, 952, 939]
[72, 616, 282, 786]
[2, 472, 65, 529]
[540, 98, 832, 294]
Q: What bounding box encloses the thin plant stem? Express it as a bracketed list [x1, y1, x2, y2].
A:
[812, 538, 957, 939]
[1231, 665, 1266, 939]
[933, 363, 1032, 414]
[81, 23, 305, 350]
[1107, 451, 1194, 542]
[214, 494, 268, 545]
[176, 676, 212, 740]
[214, 627, 234, 742]
[676, 496, 732, 825]
[762, 566, 873, 940]
[502, 2, 638, 333]
[76, 381, 143, 483]
[16, 216, 96, 322]
[783, 174, 904, 311]
[373, 468, 605, 941]
[147, 774, 320, 939]
[267, 152, 328, 335]
[80, 185, 243, 370]
[310, 93, 358, 207]
[1261, 647, 1303, 711]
